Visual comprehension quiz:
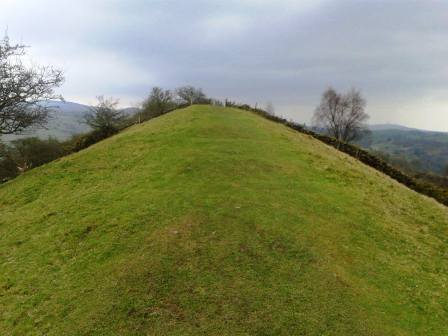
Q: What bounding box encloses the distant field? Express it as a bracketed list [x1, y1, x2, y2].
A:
[1, 105, 447, 335]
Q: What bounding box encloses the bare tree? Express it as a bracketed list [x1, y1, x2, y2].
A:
[0, 35, 64, 135]
[265, 101, 275, 115]
[176, 86, 207, 105]
[313, 87, 369, 142]
[84, 96, 124, 133]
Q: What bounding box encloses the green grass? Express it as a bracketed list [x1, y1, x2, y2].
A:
[1, 105, 447, 335]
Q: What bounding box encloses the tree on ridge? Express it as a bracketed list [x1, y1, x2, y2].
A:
[313, 87, 369, 143]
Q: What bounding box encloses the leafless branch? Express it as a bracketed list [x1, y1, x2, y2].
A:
[0, 35, 64, 135]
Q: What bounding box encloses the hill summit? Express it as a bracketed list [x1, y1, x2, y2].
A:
[1, 105, 447, 335]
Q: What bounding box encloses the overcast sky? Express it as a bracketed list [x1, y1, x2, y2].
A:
[2, 0, 448, 130]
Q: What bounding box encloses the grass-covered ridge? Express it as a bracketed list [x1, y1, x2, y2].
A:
[1, 105, 447, 335]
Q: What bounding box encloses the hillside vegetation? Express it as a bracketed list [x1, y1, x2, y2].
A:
[1, 105, 447, 335]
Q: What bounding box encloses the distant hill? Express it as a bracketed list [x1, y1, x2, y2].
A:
[369, 123, 416, 131]
[357, 126, 448, 174]
[2, 101, 140, 142]
[120, 106, 141, 116]
[2, 101, 91, 142]
[1, 105, 447, 335]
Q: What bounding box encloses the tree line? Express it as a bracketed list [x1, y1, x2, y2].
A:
[0, 34, 216, 181]
[0, 34, 372, 182]
[74, 86, 211, 150]
[0, 84, 212, 182]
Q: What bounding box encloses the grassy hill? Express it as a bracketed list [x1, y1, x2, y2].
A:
[1, 105, 447, 335]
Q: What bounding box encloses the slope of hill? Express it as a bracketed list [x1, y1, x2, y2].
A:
[0, 105, 447, 335]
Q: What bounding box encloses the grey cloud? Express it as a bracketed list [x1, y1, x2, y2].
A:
[1, 0, 448, 130]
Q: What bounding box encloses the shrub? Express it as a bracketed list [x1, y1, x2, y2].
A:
[84, 96, 125, 133]
[10, 137, 66, 171]
[72, 127, 118, 152]
[176, 86, 208, 105]
[141, 87, 176, 121]
[0, 143, 19, 182]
